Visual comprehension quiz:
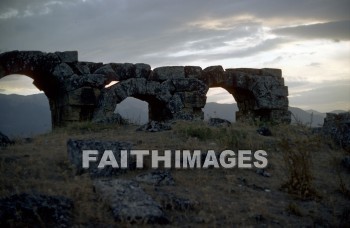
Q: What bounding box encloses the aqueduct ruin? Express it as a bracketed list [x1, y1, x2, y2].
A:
[0, 51, 291, 127]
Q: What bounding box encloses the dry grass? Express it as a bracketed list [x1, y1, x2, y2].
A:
[0, 121, 349, 226]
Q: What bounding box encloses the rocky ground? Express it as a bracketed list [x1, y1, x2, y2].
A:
[0, 120, 349, 227]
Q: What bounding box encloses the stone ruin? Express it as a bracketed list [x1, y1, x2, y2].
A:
[0, 51, 291, 127]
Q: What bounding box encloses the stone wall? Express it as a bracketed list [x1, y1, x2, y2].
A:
[323, 112, 350, 152]
[0, 51, 291, 127]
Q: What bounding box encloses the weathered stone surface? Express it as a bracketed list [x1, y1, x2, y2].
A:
[67, 139, 134, 177]
[256, 168, 272, 177]
[135, 63, 152, 78]
[67, 87, 100, 106]
[108, 63, 136, 80]
[0, 193, 73, 228]
[135, 170, 175, 186]
[0, 50, 291, 127]
[53, 62, 74, 79]
[93, 64, 118, 81]
[155, 191, 198, 211]
[208, 118, 231, 127]
[185, 66, 202, 79]
[203, 65, 225, 86]
[93, 113, 128, 125]
[94, 179, 168, 224]
[152, 66, 185, 81]
[323, 112, 350, 152]
[257, 126, 272, 136]
[55, 51, 78, 63]
[136, 121, 172, 132]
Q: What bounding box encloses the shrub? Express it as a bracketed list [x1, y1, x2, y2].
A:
[280, 137, 320, 200]
[183, 126, 213, 141]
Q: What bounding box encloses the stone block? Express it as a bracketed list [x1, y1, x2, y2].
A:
[94, 179, 168, 224]
[67, 139, 134, 177]
[55, 51, 78, 63]
[184, 66, 202, 78]
[262, 68, 282, 78]
[135, 63, 152, 78]
[68, 87, 100, 106]
[152, 66, 185, 81]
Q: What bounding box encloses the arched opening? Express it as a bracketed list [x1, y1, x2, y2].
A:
[115, 97, 149, 124]
[0, 74, 51, 137]
[203, 87, 237, 122]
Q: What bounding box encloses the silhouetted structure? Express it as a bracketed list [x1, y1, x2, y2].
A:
[0, 51, 291, 127]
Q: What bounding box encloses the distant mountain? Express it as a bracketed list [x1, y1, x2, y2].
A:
[289, 107, 325, 127]
[305, 109, 326, 118]
[0, 93, 346, 137]
[204, 104, 331, 127]
[115, 97, 149, 124]
[203, 102, 237, 122]
[0, 93, 51, 137]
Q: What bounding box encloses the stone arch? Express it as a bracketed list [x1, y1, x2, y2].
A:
[203, 66, 291, 123]
[221, 85, 257, 121]
[0, 74, 52, 136]
[0, 51, 75, 128]
[1, 51, 291, 127]
[0, 51, 107, 127]
[93, 77, 173, 122]
[0, 69, 58, 130]
[0, 51, 65, 98]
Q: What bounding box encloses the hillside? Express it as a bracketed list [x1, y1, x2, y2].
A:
[0, 121, 349, 226]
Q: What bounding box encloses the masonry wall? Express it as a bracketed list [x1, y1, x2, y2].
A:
[0, 51, 291, 127]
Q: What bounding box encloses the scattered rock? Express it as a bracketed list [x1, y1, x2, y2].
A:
[136, 121, 172, 132]
[237, 177, 270, 192]
[0, 193, 73, 228]
[323, 112, 350, 152]
[94, 179, 168, 224]
[155, 192, 198, 211]
[257, 126, 272, 136]
[135, 170, 175, 186]
[0, 131, 13, 148]
[67, 139, 134, 177]
[93, 113, 128, 125]
[208, 118, 231, 127]
[256, 168, 271, 177]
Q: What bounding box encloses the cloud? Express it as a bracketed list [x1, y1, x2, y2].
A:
[0, 0, 349, 111]
[272, 20, 350, 41]
[0, 0, 81, 19]
[289, 79, 350, 112]
[1, 0, 349, 62]
[307, 62, 321, 67]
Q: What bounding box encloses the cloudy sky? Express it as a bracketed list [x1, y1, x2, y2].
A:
[0, 0, 349, 112]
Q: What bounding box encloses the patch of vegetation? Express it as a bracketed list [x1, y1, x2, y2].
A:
[286, 202, 303, 216]
[279, 137, 320, 200]
[1, 121, 349, 226]
[181, 125, 213, 141]
[54, 121, 120, 134]
[216, 128, 247, 149]
[175, 122, 248, 148]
